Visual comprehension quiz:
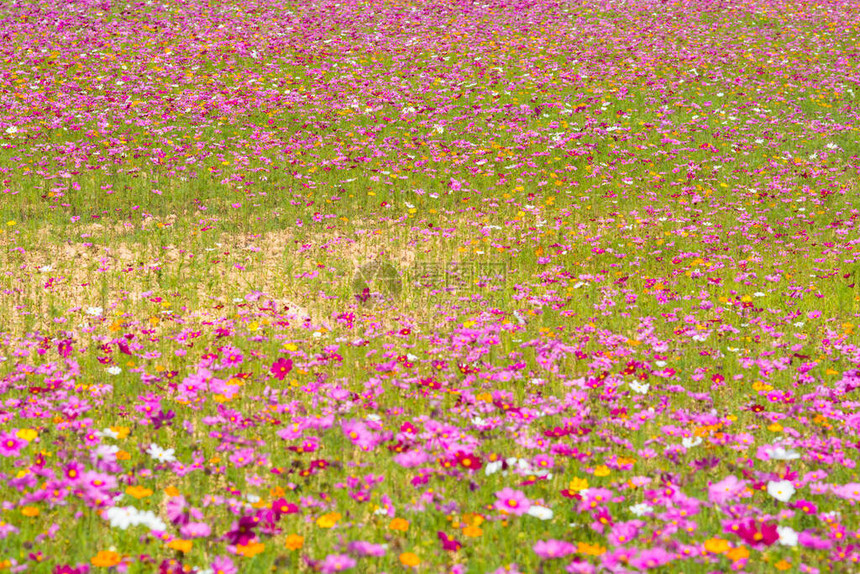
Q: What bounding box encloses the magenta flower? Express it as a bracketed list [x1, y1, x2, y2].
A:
[437, 531, 462, 552]
[57, 340, 73, 358]
[165, 496, 189, 526]
[270, 358, 293, 380]
[272, 499, 299, 518]
[495, 487, 531, 516]
[0, 433, 24, 457]
[223, 516, 259, 546]
[734, 520, 779, 547]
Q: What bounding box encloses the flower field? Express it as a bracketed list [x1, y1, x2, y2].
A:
[1, 0, 860, 571]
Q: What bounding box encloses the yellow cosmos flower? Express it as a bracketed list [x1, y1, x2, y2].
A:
[285, 534, 304, 551]
[704, 538, 730, 554]
[316, 512, 341, 528]
[594, 465, 611, 477]
[91, 551, 122, 568]
[125, 486, 153, 499]
[236, 541, 265, 558]
[167, 539, 192, 553]
[17, 429, 37, 442]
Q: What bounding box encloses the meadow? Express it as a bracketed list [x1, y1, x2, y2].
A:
[1, 0, 859, 572]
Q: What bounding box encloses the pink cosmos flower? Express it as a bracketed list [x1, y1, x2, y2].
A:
[629, 547, 673, 569]
[180, 522, 212, 538]
[220, 346, 244, 367]
[210, 556, 237, 574]
[495, 487, 531, 516]
[346, 541, 387, 557]
[533, 539, 575, 559]
[319, 554, 356, 573]
[708, 475, 746, 505]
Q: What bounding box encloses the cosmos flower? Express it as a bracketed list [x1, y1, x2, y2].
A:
[319, 554, 356, 573]
[767, 480, 796, 503]
[777, 526, 799, 547]
[527, 506, 554, 520]
[734, 520, 779, 547]
[709, 475, 746, 505]
[495, 488, 531, 516]
[146, 444, 177, 463]
[629, 504, 654, 517]
[533, 539, 575, 559]
[0, 433, 25, 457]
[270, 358, 293, 380]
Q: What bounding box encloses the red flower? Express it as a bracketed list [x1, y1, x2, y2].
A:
[270, 358, 293, 380]
[455, 451, 482, 472]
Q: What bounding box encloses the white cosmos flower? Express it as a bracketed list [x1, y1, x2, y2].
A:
[682, 437, 702, 449]
[86, 306, 103, 316]
[629, 503, 654, 516]
[94, 445, 119, 461]
[527, 505, 554, 520]
[767, 480, 796, 502]
[753, 292, 765, 297]
[766, 446, 800, 461]
[5, 126, 18, 135]
[146, 444, 176, 463]
[106, 366, 121, 375]
[39, 265, 53, 272]
[630, 382, 650, 394]
[105, 506, 139, 530]
[484, 461, 503, 476]
[99, 428, 119, 439]
[135, 510, 166, 531]
[777, 526, 798, 546]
